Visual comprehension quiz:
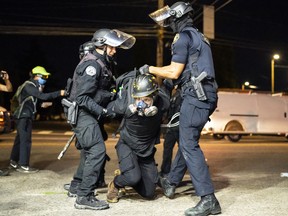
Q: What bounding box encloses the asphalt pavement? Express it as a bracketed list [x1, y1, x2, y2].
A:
[0, 120, 288, 216]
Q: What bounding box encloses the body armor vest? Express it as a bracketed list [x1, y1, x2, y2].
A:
[173, 27, 215, 87]
[69, 53, 113, 102]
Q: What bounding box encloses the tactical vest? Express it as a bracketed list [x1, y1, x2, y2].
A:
[68, 53, 113, 102]
[173, 26, 215, 87]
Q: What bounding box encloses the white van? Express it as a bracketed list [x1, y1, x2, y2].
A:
[202, 91, 288, 142]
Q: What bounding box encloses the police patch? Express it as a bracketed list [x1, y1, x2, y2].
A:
[172, 33, 180, 45]
[85, 66, 96, 76]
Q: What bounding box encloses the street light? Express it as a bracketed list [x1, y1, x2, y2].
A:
[242, 81, 250, 90]
[242, 81, 258, 90]
[271, 54, 280, 94]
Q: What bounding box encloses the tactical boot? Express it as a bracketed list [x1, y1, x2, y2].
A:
[106, 181, 119, 203]
[75, 195, 109, 210]
[185, 194, 221, 216]
[159, 176, 176, 199]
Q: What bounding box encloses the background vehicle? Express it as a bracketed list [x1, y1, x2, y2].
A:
[0, 106, 13, 133]
[202, 91, 288, 142]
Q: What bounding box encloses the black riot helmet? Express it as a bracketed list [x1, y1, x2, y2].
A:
[132, 74, 158, 98]
[91, 29, 136, 49]
[149, 1, 193, 31]
[79, 41, 95, 59]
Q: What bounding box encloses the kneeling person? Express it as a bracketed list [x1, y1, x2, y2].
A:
[106, 74, 170, 203]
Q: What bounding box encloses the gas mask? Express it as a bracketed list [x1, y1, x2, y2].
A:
[128, 100, 158, 117]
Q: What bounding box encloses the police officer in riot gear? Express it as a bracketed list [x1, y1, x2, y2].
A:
[64, 41, 111, 196]
[67, 29, 135, 210]
[139, 2, 221, 216]
[106, 74, 170, 203]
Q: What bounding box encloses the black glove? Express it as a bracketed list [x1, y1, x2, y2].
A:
[139, 64, 150, 75]
[102, 107, 116, 119]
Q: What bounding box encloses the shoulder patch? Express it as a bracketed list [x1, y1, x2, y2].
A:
[172, 33, 180, 45]
[85, 66, 96, 76]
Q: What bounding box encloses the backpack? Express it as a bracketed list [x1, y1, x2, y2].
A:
[115, 69, 139, 111]
[10, 81, 36, 116]
[115, 69, 138, 93]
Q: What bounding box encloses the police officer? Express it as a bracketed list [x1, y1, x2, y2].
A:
[160, 86, 181, 177]
[67, 29, 135, 210]
[9, 66, 65, 173]
[106, 74, 170, 203]
[64, 41, 110, 196]
[139, 2, 221, 216]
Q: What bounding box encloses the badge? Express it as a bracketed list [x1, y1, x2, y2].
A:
[85, 66, 96, 76]
[172, 33, 180, 45]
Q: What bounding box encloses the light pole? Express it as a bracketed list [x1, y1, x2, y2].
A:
[242, 81, 250, 90]
[271, 54, 280, 94]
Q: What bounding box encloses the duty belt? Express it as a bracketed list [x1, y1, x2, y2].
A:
[181, 77, 215, 90]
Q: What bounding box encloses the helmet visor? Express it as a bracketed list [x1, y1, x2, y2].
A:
[149, 5, 171, 27]
[105, 29, 136, 49]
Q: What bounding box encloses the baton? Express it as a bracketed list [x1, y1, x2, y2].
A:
[161, 112, 180, 128]
[57, 133, 76, 160]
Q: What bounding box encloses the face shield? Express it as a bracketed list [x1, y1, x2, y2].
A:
[105, 29, 136, 49]
[149, 5, 171, 27]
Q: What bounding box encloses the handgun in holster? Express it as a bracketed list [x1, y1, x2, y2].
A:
[191, 71, 208, 101]
[61, 98, 78, 125]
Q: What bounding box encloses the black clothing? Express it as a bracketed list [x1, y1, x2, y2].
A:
[70, 119, 108, 191]
[10, 79, 61, 167]
[14, 79, 61, 119]
[161, 126, 179, 176]
[107, 80, 170, 198]
[109, 87, 169, 157]
[68, 52, 113, 117]
[10, 118, 32, 166]
[69, 51, 114, 197]
[160, 89, 181, 175]
[115, 140, 158, 199]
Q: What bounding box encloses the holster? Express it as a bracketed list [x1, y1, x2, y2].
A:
[191, 77, 207, 101]
[182, 71, 208, 101]
[61, 98, 78, 125]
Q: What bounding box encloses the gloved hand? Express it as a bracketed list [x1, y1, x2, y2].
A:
[139, 64, 150, 75]
[102, 107, 116, 119]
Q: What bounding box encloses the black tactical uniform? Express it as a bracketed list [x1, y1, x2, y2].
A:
[68, 51, 113, 199]
[67, 28, 135, 210]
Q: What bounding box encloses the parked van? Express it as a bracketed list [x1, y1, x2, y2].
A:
[202, 91, 288, 142]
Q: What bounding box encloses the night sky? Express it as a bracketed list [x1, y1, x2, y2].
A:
[1, 0, 288, 110]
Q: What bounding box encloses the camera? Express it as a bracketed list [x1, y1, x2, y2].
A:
[0, 71, 6, 79]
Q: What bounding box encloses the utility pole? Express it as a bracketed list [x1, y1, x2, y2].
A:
[156, 0, 164, 67]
